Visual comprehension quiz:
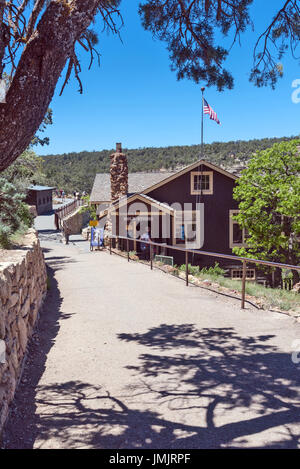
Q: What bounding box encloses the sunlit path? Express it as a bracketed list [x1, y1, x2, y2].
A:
[3, 214, 300, 449]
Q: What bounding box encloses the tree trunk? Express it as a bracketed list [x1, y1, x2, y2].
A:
[0, 0, 101, 172]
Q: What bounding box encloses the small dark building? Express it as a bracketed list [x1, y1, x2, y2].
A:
[26, 185, 55, 215]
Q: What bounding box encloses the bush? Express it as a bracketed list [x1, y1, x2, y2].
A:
[179, 264, 200, 276]
[0, 178, 33, 248]
[179, 262, 225, 277]
[200, 263, 226, 276]
[79, 195, 97, 220]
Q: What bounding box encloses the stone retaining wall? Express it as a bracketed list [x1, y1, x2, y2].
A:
[64, 208, 90, 235]
[0, 229, 47, 434]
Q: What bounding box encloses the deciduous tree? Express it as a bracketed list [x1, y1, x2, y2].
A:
[233, 139, 300, 285]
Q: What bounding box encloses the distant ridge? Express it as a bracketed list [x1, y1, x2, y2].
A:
[41, 136, 297, 193]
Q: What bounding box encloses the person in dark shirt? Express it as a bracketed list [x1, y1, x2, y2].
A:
[140, 226, 151, 260]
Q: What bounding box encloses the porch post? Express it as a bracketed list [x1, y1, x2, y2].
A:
[150, 244, 153, 270]
[185, 251, 189, 286]
[241, 260, 247, 309]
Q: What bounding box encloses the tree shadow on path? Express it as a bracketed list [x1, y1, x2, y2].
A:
[3, 322, 300, 449]
[1, 260, 73, 449]
[115, 325, 300, 449]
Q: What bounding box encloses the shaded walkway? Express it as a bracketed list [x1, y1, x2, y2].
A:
[3, 224, 300, 449]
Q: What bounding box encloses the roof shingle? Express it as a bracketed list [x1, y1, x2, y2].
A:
[90, 172, 174, 203]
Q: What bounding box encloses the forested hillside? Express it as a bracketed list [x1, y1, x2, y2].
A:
[41, 136, 296, 193]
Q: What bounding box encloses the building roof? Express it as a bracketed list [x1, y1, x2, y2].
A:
[27, 185, 56, 191]
[90, 172, 174, 203]
[90, 160, 238, 204]
[142, 160, 238, 195]
[98, 193, 175, 217]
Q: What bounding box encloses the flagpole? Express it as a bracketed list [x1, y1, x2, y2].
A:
[201, 87, 205, 161]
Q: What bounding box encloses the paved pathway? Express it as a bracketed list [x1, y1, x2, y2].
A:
[3, 213, 300, 449]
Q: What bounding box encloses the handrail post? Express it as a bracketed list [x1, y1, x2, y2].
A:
[127, 239, 129, 262]
[150, 244, 153, 270]
[241, 259, 247, 309]
[185, 251, 189, 286]
[109, 237, 112, 255]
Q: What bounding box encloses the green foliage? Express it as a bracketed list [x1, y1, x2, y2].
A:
[200, 263, 226, 276]
[2, 149, 48, 191]
[0, 178, 33, 248]
[179, 262, 225, 277]
[31, 108, 53, 147]
[195, 270, 299, 312]
[41, 136, 296, 194]
[179, 263, 200, 276]
[140, 1, 300, 89]
[79, 195, 97, 220]
[175, 260, 298, 311]
[233, 139, 300, 279]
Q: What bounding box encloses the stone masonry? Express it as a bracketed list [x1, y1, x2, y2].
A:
[110, 142, 128, 202]
[63, 207, 90, 236]
[105, 143, 129, 245]
[0, 229, 47, 434]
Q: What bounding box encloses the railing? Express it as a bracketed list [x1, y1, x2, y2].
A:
[55, 199, 84, 220]
[108, 235, 300, 310]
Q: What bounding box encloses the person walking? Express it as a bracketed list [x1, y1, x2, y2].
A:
[54, 213, 59, 231]
[63, 221, 70, 245]
[140, 226, 152, 261]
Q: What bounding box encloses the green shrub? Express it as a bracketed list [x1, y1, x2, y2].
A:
[0, 178, 33, 248]
[179, 262, 225, 278]
[200, 263, 226, 276]
[79, 195, 97, 220]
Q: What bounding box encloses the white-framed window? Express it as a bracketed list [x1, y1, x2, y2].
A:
[229, 210, 248, 248]
[190, 171, 213, 195]
[231, 268, 256, 281]
[173, 211, 198, 246]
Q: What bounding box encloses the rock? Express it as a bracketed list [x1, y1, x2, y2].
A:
[9, 293, 19, 308]
[21, 297, 31, 318]
[0, 229, 47, 434]
[202, 279, 212, 286]
[17, 317, 28, 353]
[292, 283, 300, 293]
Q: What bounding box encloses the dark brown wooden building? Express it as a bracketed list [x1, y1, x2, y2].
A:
[26, 185, 55, 215]
[91, 145, 256, 281]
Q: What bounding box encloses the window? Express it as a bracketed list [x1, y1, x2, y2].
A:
[231, 269, 256, 281]
[229, 210, 248, 248]
[191, 171, 213, 195]
[173, 211, 198, 246]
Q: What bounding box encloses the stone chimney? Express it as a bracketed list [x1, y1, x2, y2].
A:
[110, 142, 128, 202]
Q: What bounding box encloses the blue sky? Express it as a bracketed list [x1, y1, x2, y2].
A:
[38, 0, 300, 156]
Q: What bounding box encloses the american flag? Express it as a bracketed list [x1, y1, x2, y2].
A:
[203, 98, 221, 125]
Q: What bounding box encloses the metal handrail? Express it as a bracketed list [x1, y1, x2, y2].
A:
[108, 234, 300, 310]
